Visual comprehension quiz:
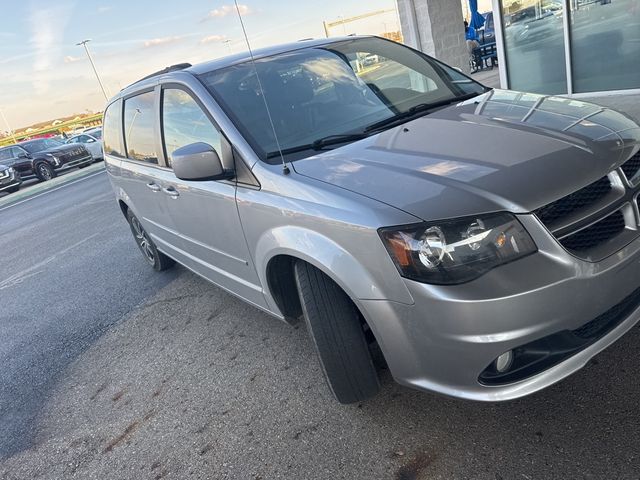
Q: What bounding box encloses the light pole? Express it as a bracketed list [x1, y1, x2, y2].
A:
[0, 107, 17, 144]
[126, 108, 141, 144]
[76, 39, 110, 101]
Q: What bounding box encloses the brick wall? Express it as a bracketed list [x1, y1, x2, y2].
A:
[396, 0, 470, 73]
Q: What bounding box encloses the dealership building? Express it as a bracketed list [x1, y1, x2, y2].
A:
[396, 0, 640, 96]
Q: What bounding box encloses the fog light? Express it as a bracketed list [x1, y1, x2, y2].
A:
[495, 350, 513, 373]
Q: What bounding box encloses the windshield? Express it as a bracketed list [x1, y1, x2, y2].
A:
[90, 129, 102, 140]
[21, 138, 63, 154]
[199, 37, 485, 163]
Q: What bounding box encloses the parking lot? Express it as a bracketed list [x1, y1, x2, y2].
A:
[1, 160, 639, 480]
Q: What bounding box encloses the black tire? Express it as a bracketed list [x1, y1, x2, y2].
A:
[294, 261, 380, 404]
[126, 209, 175, 272]
[35, 162, 56, 182]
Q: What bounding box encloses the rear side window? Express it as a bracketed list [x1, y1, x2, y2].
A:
[161, 88, 222, 166]
[0, 149, 12, 161]
[103, 100, 124, 157]
[123, 91, 157, 164]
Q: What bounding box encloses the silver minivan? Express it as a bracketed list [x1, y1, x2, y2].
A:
[104, 36, 640, 404]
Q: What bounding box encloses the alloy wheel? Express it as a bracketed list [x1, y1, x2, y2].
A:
[39, 164, 52, 180]
[131, 216, 155, 264]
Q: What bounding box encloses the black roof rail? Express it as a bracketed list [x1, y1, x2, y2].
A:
[125, 63, 192, 89]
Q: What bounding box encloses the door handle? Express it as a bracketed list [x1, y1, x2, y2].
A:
[162, 186, 180, 198]
[146, 182, 161, 192]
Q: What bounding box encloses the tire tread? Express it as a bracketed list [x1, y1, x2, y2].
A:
[295, 261, 379, 404]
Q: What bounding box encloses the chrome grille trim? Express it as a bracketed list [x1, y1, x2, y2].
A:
[621, 151, 640, 186]
[534, 157, 640, 261]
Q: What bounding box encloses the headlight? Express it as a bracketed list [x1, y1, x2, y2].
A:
[46, 154, 61, 165]
[7, 167, 14, 174]
[379, 213, 537, 285]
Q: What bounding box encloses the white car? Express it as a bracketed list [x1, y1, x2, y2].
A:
[65, 128, 103, 161]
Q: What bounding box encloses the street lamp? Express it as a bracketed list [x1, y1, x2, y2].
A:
[126, 108, 142, 144]
[76, 39, 110, 101]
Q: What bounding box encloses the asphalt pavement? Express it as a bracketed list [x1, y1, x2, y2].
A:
[1, 167, 640, 480]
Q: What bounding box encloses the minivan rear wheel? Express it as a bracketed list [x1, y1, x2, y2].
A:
[126, 209, 175, 272]
[294, 261, 380, 404]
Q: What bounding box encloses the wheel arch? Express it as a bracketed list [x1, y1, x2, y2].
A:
[257, 225, 410, 321]
[117, 199, 129, 218]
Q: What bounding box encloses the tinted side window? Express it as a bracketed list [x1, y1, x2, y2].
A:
[124, 91, 157, 164]
[0, 149, 12, 161]
[161, 88, 221, 167]
[103, 100, 124, 157]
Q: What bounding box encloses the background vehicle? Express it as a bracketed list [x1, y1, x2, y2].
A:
[0, 138, 92, 181]
[478, 11, 495, 45]
[65, 128, 103, 161]
[0, 163, 22, 194]
[104, 36, 640, 405]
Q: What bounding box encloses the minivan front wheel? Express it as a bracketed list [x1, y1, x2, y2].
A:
[126, 209, 175, 271]
[294, 261, 380, 404]
[35, 162, 56, 182]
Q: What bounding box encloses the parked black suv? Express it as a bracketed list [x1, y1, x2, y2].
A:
[0, 163, 22, 194]
[0, 138, 92, 181]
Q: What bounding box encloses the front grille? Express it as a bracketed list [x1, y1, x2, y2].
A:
[573, 285, 640, 339]
[621, 152, 640, 183]
[559, 210, 625, 252]
[0, 170, 8, 180]
[534, 176, 611, 226]
[61, 148, 87, 161]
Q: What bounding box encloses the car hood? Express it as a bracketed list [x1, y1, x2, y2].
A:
[38, 144, 83, 155]
[292, 89, 640, 221]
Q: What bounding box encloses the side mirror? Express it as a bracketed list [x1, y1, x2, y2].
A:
[17, 151, 29, 159]
[86, 138, 96, 143]
[171, 142, 233, 181]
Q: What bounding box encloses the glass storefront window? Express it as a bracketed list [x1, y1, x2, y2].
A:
[569, 0, 640, 93]
[500, 1, 568, 94]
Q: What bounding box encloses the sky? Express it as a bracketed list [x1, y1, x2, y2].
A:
[0, 0, 400, 130]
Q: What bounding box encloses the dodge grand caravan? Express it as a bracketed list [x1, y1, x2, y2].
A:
[104, 36, 640, 404]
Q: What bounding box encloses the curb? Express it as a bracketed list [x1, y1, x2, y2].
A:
[0, 163, 106, 209]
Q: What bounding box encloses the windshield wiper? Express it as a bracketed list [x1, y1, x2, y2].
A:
[364, 92, 482, 133]
[311, 133, 370, 150]
[265, 132, 370, 159]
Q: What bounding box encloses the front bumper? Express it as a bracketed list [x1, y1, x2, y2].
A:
[0, 170, 22, 191]
[361, 214, 640, 401]
[56, 155, 93, 171]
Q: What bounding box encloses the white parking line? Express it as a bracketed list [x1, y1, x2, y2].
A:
[0, 170, 106, 213]
[0, 232, 101, 290]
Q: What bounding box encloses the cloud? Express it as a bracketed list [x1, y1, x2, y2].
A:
[199, 34, 227, 45]
[64, 55, 82, 64]
[143, 36, 184, 48]
[97, 6, 112, 13]
[28, 3, 73, 94]
[205, 4, 251, 19]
